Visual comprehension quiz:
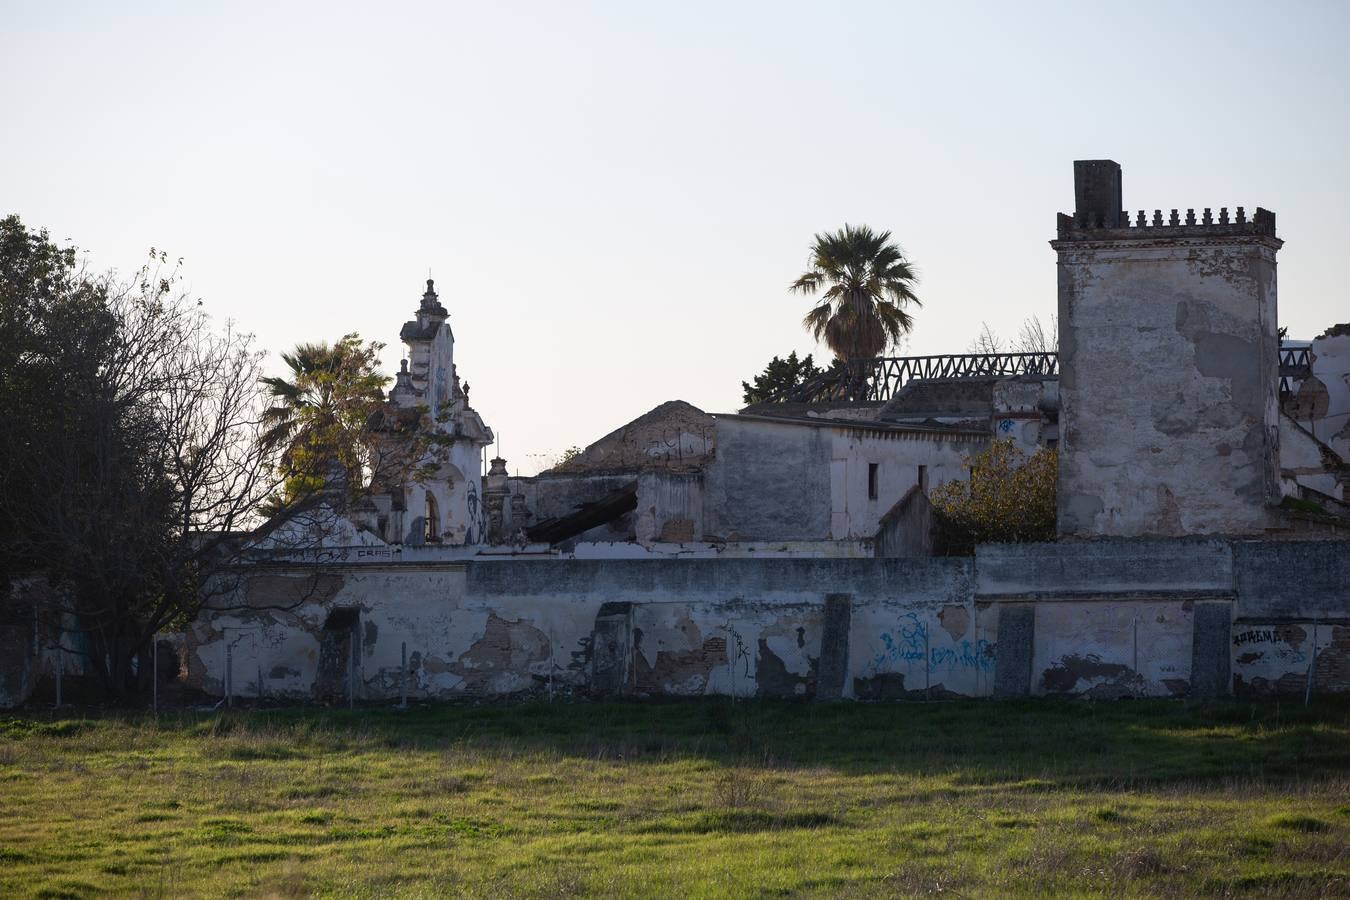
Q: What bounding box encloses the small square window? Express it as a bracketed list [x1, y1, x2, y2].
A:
[868, 463, 879, 500]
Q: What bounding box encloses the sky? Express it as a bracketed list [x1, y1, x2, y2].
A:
[4, 1, 1349, 474]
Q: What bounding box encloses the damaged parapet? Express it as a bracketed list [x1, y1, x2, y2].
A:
[1052, 159, 1283, 537]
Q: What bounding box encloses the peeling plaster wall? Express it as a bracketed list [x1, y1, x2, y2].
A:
[1286, 331, 1350, 463]
[703, 416, 981, 543]
[503, 473, 637, 544]
[185, 567, 470, 701]
[1032, 600, 1196, 697]
[1279, 414, 1342, 500]
[703, 418, 833, 541]
[169, 539, 1350, 707]
[991, 376, 1057, 452]
[827, 427, 982, 540]
[1232, 623, 1350, 696]
[474, 558, 981, 700]
[635, 470, 704, 545]
[1055, 238, 1281, 536]
[976, 541, 1232, 698]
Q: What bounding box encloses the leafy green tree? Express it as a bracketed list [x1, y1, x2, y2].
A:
[929, 439, 1057, 554]
[790, 224, 921, 361]
[741, 351, 825, 404]
[260, 334, 389, 510]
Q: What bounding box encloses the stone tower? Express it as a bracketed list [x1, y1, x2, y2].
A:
[1052, 160, 1282, 536]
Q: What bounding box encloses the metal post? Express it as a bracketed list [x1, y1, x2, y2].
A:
[152, 635, 158, 715]
[348, 627, 355, 711]
[399, 641, 407, 709]
[225, 642, 233, 708]
[55, 652, 62, 710]
[1132, 616, 1139, 698]
[727, 621, 736, 704]
[1305, 621, 1318, 707]
[924, 620, 931, 702]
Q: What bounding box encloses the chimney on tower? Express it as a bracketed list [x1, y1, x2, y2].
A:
[1073, 159, 1122, 228]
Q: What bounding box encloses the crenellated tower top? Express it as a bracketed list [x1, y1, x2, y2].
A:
[1054, 159, 1278, 243]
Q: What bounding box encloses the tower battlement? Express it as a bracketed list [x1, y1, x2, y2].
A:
[1054, 159, 1277, 242]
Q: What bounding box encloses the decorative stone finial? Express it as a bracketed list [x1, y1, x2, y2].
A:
[390, 358, 417, 404]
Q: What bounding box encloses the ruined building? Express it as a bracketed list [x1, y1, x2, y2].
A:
[3, 160, 1347, 708]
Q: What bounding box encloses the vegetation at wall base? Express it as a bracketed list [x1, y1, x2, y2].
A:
[1, 699, 1347, 897]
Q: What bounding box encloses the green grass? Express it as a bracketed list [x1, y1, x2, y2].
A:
[1, 699, 1348, 897]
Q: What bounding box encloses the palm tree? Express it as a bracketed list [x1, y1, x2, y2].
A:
[259, 333, 388, 509]
[790, 224, 921, 362]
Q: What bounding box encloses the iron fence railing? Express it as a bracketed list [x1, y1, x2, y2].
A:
[773, 352, 1058, 403]
[767, 346, 1313, 405]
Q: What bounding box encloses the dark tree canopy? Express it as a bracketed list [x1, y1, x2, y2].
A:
[0, 215, 284, 698]
[741, 351, 825, 404]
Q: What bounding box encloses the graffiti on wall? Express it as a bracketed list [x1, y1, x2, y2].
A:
[869, 611, 995, 675]
[1234, 626, 1308, 665]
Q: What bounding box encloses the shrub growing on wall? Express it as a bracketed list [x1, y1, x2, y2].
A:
[930, 439, 1057, 553]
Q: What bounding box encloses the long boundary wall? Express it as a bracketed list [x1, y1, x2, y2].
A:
[155, 539, 1350, 704]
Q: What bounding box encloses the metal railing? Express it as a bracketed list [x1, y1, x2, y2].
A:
[1279, 346, 1312, 396]
[771, 352, 1059, 403]
[767, 345, 1311, 405]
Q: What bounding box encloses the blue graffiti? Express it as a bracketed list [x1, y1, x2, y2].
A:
[871, 612, 996, 673]
[872, 613, 928, 668]
[930, 640, 996, 672]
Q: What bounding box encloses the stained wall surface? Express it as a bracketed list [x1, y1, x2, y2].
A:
[702, 416, 982, 543]
[159, 539, 1349, 707]
[1054, 228, 1282, 536]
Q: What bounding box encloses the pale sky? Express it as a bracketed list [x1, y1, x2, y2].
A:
[5, 2, 1349, 473]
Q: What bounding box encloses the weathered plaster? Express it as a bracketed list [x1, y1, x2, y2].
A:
[1054, 203, 1282, 536]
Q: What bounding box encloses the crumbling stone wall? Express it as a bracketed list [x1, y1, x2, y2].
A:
[162, 539, 1348, 709]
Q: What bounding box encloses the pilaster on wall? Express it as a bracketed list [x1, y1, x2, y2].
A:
[993, 604, 1035, 697]
[816, 594, 852, 701]
[1190, 602, 1233, 697]
[590, 602, 633, 698]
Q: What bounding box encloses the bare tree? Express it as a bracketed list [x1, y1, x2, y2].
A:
[967, 322, 1005, 354]
[1014, 315, 1057, 354]
[0, 232, 297, 697]
[966, 315, 1058, 355]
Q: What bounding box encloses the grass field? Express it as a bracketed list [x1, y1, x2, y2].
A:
[2, 699, 1349, 898]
